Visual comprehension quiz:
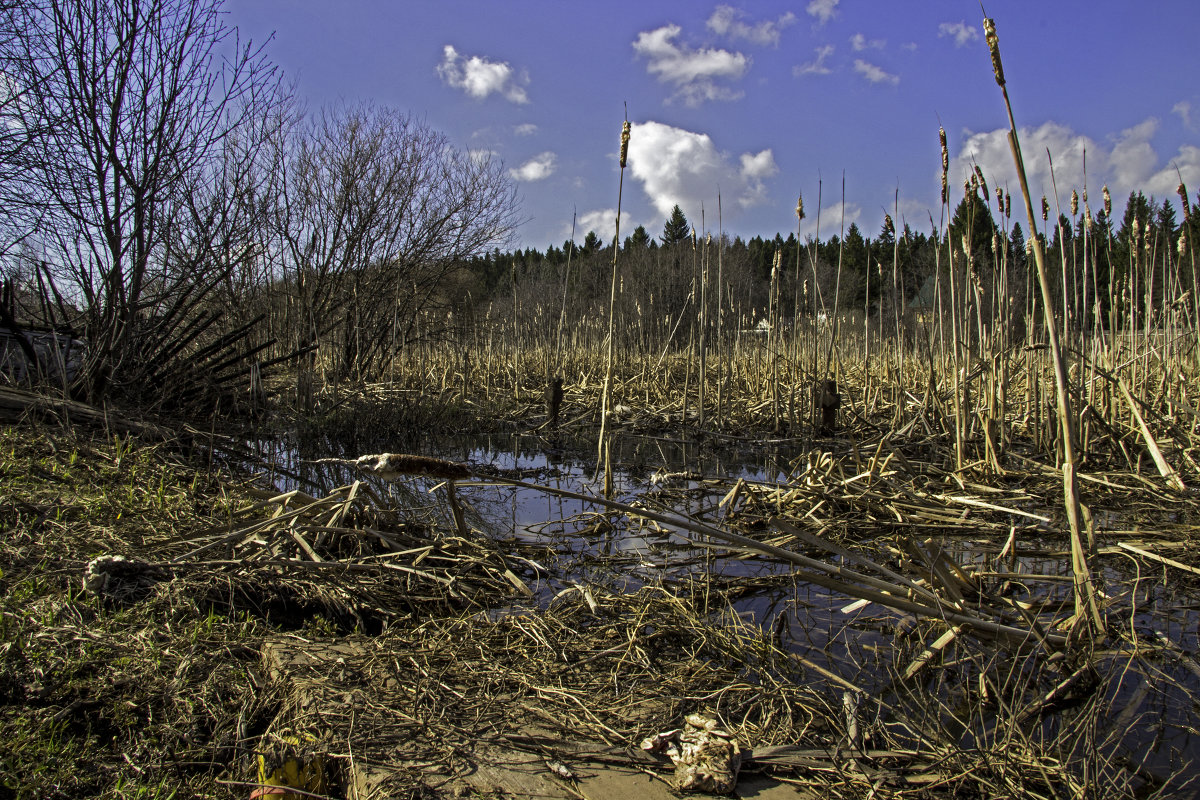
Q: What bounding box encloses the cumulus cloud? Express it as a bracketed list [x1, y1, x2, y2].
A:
[467, 149, 497, 166]
[938, 22, 979, 48]
[574, 209, 634, 244]
[626, 120, 777, 221]
[850, 33, 885, 52]
[633, 24, 748, 105]
[706, 5, 796, 46]
[952, 122, 1097, 207]
[509, 151, 557, 182]
[806, 0, 839, 25]
[853, 59, 898, 85]
[437, 45, 529, 104]
[514, 123, 538, 136]
[794, 44, 834, 77]
[951, 118, 1200, 217]
[1110, 119, 1160, 189]
[1173, 101, 1194, 131]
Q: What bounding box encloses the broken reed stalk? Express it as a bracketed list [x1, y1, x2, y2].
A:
[982, 13, 1103, 634]
[597, 119, 631, 489]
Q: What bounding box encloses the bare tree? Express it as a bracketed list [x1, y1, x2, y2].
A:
[272, 104, 520, 380]
[14, 0, 283, 403]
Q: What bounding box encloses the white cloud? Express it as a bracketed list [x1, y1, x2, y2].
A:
[740, 150, 778, 181]
[575, 209, 634, 244]
[937, 22, 979, 48]
[707, 5, 796, 47]
[633, 24, 748, 106]
[514, 123, 538, 136]
[1173, 101, 1195, 131]
[509, 151, 557, 182]
[801, 201, 864, 243]
[1147, 146, 1200, 197]
[794, 44, 834, 77]
[626, 120, 777, 221]
[1110, 118, 1159, 189]
[853, 59, 898, 86]
[950, 118, 1200, 220]
[806, 0, 839, 25]
[850, 33, 885, 52]
[952, 122, 1098, 210]
[436, 45, 529, 104]
[467, 150, 497, 171]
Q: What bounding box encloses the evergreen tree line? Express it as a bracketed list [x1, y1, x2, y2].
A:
[463, 186, 1200, 356]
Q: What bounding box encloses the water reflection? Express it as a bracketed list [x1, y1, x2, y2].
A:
[244, 427, 1200, 792]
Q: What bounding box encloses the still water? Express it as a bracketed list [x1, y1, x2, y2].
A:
[247, 428, 1200, 793]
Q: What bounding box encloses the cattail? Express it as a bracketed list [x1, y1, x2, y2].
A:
[1082, 188, 1088, 205]
[995, 185, 1003, 208]
[974, 165, 988, 201]
[961, 233, 971, 258]
[1179, 228, 1187, 256]
[991, 231, 1000, 255]
[1025, 237, 1034, 256]
[884, 213, 894, 237]
[1085, 207, 1093, 232]
[619, 120, 631, 168]
[1131, 217, 1141, 242]
[796, 194, 805, 221]
[1004, 191, 1011, 218]
[1041, 196, 1049, 222]
[1179, 183, 1191, 221]
[1103, 185, 1112, 217]
[964, 179, 972, 199]
[1070, 189, 1078, 217]
[939, 127, 949, 205]
[983, 17, 1005, 87]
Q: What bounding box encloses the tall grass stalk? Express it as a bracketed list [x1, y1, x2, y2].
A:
[982, 14, 1102, 633]
[597, 120, 631, 487]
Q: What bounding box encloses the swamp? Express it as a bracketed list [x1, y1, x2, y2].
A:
[2, 1, 1200, 798]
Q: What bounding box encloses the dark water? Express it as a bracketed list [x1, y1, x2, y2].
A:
[246, 428, 1200, 794]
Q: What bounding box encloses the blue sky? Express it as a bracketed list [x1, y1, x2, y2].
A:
[225, 1, 1200, 250]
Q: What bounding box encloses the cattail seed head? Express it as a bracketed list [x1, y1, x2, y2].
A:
[1103, 185, 1112, 217]
[619, 121, 631, 168]
[796, 194, 805, 221]
[939, 128, 949, 204]
[1179, 183, 1191, 221]
[1178, 229, 1187, 256]
[1041, 196, 1049, 222]
[983, 17, 1005, 87]
[1085, 207, 1093, 231]
[1025, 238, 1034, 256]
[974, 166, 988, 201]
[884, 213, 894, 236]
[1004, 192, 1011, 218]
[991, 231, 1000, 255]
[1131, 217, 1141, 240]
[1070, 189, 1078, 217]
